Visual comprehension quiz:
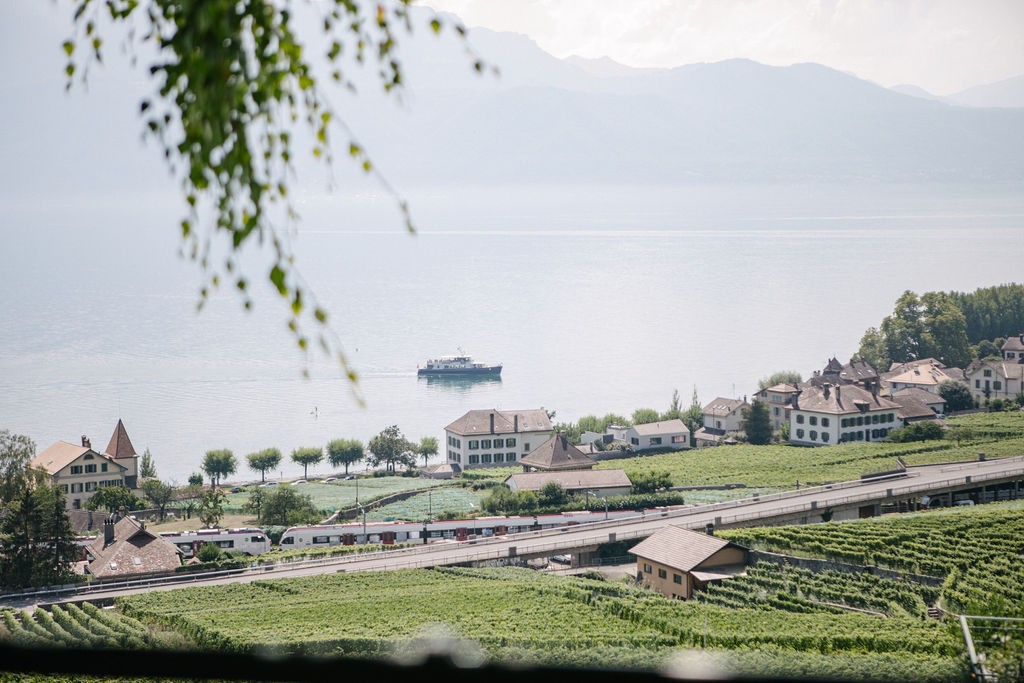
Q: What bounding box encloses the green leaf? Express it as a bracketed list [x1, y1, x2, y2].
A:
[269, 265, 287, 295]
[62, 41, 74, 56]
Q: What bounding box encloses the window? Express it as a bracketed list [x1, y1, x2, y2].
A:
[796, 429, 804, 439]
[773, 407, 779, 416]
[657, 568, 667, 579]
[312, 536, 329, 544]
[673, 574, 682, 584]
[975, 380, 981, 388]
[493, 453, 504, 462]
[481, 440, 492, 449]
[481, 454, 492, 463]
[506, 452, 516, 461]
[984, 369, 992, 377]
[643, 563, 652, 574]
[672, 435, 685, 443]
[493, 438, 504, 448]
[715, 420, 722, 428]
[72, 499, 81, 510]
[821, 418, 829, 427]
[60, 484, 68, 493]
[809, 416, 817, 426]
[85, 464, 97, 473]
[523, 443, 530, 451]
[994, 381, 1002, 390]
[101, 463, 108, 472]
[468, 440, 479, 450]
[71, 483, 83, 493]
[468, 455, 479, 464]
[871, 414, 879, 424]
[506, 438, 516, 447]
[83, 453, 93, 460]
[796, 414, 804, 424]
[70, 465, 83, 474]
[809, 431, 817, 441]
[85, 482, 96, 492]
[250, 536, 263, 544]
[216, 540, 235, 549]
[821, 432, 830, 442]
[631, 438, 639, 445]
[649, 437, 662, 445]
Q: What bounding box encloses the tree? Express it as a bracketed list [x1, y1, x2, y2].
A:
[662, 390, 683, 421]
[187, 473, 204, 487]
[887, 421, 945, 443]
[417, 437, 439, 467]
[175, 483, 204, 520]
[757, 371, 802, 390]
[0, 430, 37, 504]
[326, 439, 364, 475]
[197, 488, 227, 528]
[631, 408, 660, 425]
[242, 487, 265, 522]
[537, 482, 567, 507]
[743, 402, 772, 445]
[62, 1, 485, 387]
[247, 448, 282, 483]
[291, 447, 324, 480]
[259, 487, 321, 526]
[0, 483, 79, 589]
[857, 327, 890, 373]
[938, 380, 975, 412]
[202, 449, 236, 487]
[682, 387, 703, 434]
[142, 479, 175, 522]
[85, 485, 143, 513]
[367, 426, 415, 473]
[975, 339, 1003, 359]
[139, 448, 157, 479]
[630, 471, 673, 494]
[919, 291, 972, 368]
[881, 290, 926, 364]
[197, 542, 222, 563]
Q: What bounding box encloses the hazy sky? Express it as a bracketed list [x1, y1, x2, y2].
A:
[422, 0, 1024, 95]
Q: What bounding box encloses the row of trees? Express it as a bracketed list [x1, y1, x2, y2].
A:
[553, 389, 706, 443]
[857, 285, 1024, 371]
[199, 427, 441, 486]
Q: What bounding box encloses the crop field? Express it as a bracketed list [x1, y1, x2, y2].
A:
[112, 566, 966, 680]
[0, 602, 157, 650]
[221, 477, 453, 514]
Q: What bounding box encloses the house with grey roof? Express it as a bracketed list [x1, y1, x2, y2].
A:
[504, 468, 632, 498]
[629, 525, 747, 600]
[788, 383, 902, 446]
[31, 420, 140, 510]
[1002, 334, 1024, 360]
[881, 358, 965, 395]
[752, 383, 800, 431]
[891, 387, 946, 417]
[444, 408, 552, 470]
[624, 419, 690, 452]
[964, 358, 1024, 402]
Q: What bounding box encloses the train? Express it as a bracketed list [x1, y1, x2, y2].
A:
[278, 509, 644, 550]
[158, 527, 272, 557]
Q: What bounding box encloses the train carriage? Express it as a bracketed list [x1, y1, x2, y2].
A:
[158, 528, 271, 557]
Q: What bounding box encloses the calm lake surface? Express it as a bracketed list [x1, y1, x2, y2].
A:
[3, 181, 1023, 484]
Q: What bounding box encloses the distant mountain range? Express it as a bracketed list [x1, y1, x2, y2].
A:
[321, 10, 1024, 187]
[5, 4, 1023, 199]
[893, 75, 1024, 109]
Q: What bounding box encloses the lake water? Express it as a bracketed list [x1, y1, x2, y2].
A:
[3, 181, 1023, 484]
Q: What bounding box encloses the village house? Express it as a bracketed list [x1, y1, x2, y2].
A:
[807, 357, 881, 392]
[629, 525, 748, 600]
[752, 383, 800, 431]
[880, 358, 965, 395]
[84, 513, 183, 579]
[504, 469, 633, 499]
[1002, 334, 1024, 360]
[788, 383, 902, 446]
[891, 387, 947, 417]
[964, 358, 1024, 402]
[693, 397, 749, 446]
[519, 432, 597, 472]
[30, 420, 141, 510]
[623, 419, 690, 452]
[444, 408, 553, 470]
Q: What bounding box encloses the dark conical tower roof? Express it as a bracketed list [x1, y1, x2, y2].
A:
[105, 419, 137, 459]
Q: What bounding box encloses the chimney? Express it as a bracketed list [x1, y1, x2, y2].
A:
[514, 415, 519, 433]
[489, 413, 495, 434]
[117, 505, 126, 521]
[823, 384, 830, 399]
[559, 432, 568, 449]
[835, 385, 841, 401]
[81, 435, 90, 448]
[103, 517, 115, 545]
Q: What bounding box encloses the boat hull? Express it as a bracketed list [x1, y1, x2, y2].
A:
[417, 366, 502, 376]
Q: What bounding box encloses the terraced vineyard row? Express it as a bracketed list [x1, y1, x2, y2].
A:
[1, 601, 152, 649]
[697, 563, 939, 618]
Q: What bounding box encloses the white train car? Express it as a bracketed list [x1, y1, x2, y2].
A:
[278, 509, 642, 549]
[159, 527, 272, 557]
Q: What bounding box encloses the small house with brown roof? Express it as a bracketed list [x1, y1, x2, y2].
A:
[31, 420, 140, 510]
[701, 397, 749, 433]
[519, 432, 596, 472]
[444, 408, 553, 470]
[504, 468, 632, 498]
[85, 514, 183, 579]
[1002, 334, 1024, 360]
[881, 358, 965, 395]
[629, 525, 747, 600]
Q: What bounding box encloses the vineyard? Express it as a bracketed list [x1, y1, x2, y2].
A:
[112, 566, 966, 680]
[0, 602, 156, 650]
